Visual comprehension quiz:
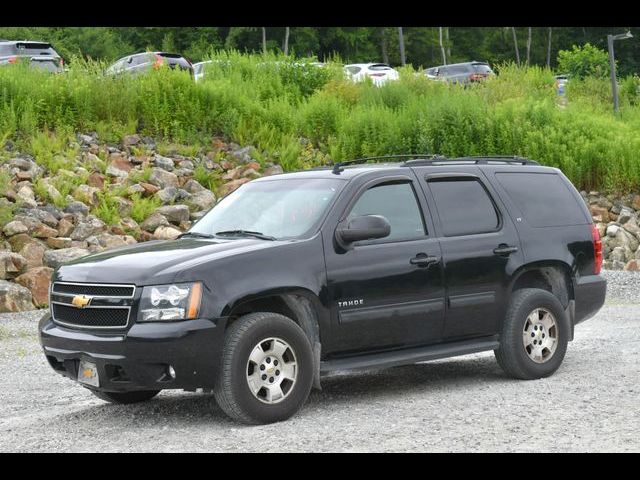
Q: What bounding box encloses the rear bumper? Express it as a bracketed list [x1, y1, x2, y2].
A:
[39, 314, 227, 392]
[574, 274, 607, 325]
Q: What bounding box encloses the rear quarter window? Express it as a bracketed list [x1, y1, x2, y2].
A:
[495, 172, 588, 227]
[428, 177, 500, 236]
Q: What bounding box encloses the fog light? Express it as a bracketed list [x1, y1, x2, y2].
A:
[168, 365, 176, 379]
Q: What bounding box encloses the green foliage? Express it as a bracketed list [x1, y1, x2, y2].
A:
[557, 43, 610, 79]
[128, 165, 153, 184]
[129, 194, 161, 224]
[93, 191, 122, 225]
[2, 53, 640, 193]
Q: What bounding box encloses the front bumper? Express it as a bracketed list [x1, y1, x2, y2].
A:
[39, 314, 227, 392]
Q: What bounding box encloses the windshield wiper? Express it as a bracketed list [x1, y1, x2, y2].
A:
[214, 230, 276, 241]
[178, 232, 217, 239]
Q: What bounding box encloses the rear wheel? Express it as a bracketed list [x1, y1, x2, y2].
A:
[214, 312, 314, 424]
[495, 288, 569, 380]
[89, 389, 161, 404]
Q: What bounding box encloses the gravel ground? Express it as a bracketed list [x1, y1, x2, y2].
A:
[0, 270, 638, 452]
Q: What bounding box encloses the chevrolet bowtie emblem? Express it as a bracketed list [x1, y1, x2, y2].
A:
[71, 295, 92, 309]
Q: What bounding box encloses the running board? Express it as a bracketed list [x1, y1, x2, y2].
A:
[320, 337, 500, 373]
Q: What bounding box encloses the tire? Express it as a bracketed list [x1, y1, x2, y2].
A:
[90, 389, 161, 404]
[494, 288, 570, 380]
[214, 312, 314, 425]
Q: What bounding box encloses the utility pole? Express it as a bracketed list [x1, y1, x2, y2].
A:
[607, 31, 633, 114]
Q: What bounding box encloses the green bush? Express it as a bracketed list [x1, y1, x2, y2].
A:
[1, 53, 640, 193]
[557, 43, 610, 79]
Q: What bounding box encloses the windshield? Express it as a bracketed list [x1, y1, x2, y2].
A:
[189, 178, 344, 240]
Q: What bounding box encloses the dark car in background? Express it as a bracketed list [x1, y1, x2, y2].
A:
[0, 40, 64, 73]
[425, 61, 494, 85]
[105, 52, 194, 77]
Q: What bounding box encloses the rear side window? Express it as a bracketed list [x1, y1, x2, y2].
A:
[446, 65, 470, 75]
[428, 178, 499, 236]
[472, 64, 493, 74]
[348, 182, 426, 242]
[495, 172, 588, 227]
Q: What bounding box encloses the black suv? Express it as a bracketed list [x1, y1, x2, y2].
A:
[0, 40, 64, 72]
[105, 52, 194, 77]
[39, 156, 606, 424]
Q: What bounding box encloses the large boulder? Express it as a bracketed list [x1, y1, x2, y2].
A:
[73, 185, 100, 207]
[44, 247, 91, 268]
[70, 217, 106, 241]
[153, 154, 175, 171]
[140, 213, 169, 232]
[154, 225, 182, 240]
[19, 242, 46, 269]
[0, 252, 28, 279]
[0, 280, 35, 312]
[148, 168, 179, 189]
[2, 220, 28, 236]
[186, 190, 216, 211]
[15, 267, 53, 307]
[156, 205, 190, 224]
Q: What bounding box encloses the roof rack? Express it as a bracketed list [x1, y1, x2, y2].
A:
[402, 155, 539, 167]
[331, 154, 446, 174]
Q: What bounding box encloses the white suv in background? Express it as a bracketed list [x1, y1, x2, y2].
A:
[344, 63, 399, 86]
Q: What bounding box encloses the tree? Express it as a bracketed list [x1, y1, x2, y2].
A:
[283, 27, 290, 55]
[526, 27, 532, 64]
[439, 27, 447, 64]
[546, 28, 552, 67]
[261, 27, 267, 55]
[557, 43, 611, 78]
[511, 27, 521, 65]
[380, 28, 389, 64]
[398, 27, 406, 66]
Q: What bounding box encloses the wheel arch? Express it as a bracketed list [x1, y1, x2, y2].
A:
[509, 261, 575, 308]
[223, 288, 324, 389]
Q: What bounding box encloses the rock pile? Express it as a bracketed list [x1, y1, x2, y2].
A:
[0, 133, 284, 311]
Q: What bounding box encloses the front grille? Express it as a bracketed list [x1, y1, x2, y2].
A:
[50, 282, 135, 330]
[52, 303, 130, 329]
[52, 283, 134, 298]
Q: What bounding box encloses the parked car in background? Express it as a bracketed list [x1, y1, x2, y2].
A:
[425, 61, 494, 85]
[105, 52, 194, 77]
[193, 60, 211, 82]
[344, 63, 399, 86]
[0, 40, 64, 73]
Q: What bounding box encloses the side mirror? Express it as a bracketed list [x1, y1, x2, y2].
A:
[336, 215, 391, 250]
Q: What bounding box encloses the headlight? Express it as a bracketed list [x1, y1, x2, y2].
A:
[138, 282, 202, 322]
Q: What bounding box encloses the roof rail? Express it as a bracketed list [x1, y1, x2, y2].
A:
[331, 154, 445, 174]
[402, 155, 539, 167]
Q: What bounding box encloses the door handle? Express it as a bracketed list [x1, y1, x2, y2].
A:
[493, 244, 519, 256]
[410, 253, 440, 267]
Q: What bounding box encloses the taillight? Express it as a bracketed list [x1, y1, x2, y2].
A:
[59, 57, 64, 66]
[7, 56, 18, 64]
[591, 224, 603, 274]
[153, 54, 164, 70]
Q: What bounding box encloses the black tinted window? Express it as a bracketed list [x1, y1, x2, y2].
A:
[348, 182, 426, 241]
[496, 172, 588, 227]
[472, 64, 493, 74]
[447, 65, 471, 75]
[428, 178, 499, 236]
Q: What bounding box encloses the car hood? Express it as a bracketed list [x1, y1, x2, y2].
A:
[55, 237, 290, 286]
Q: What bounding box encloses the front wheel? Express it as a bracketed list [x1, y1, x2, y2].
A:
[214, 312, 314, 424]
[495, 288, 570, 380]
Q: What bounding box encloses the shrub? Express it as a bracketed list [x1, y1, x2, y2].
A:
[130, 194, 161, 224]
[557, 43, 610, 79]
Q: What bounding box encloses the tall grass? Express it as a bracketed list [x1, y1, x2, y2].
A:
[1, 55, 639, 192]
